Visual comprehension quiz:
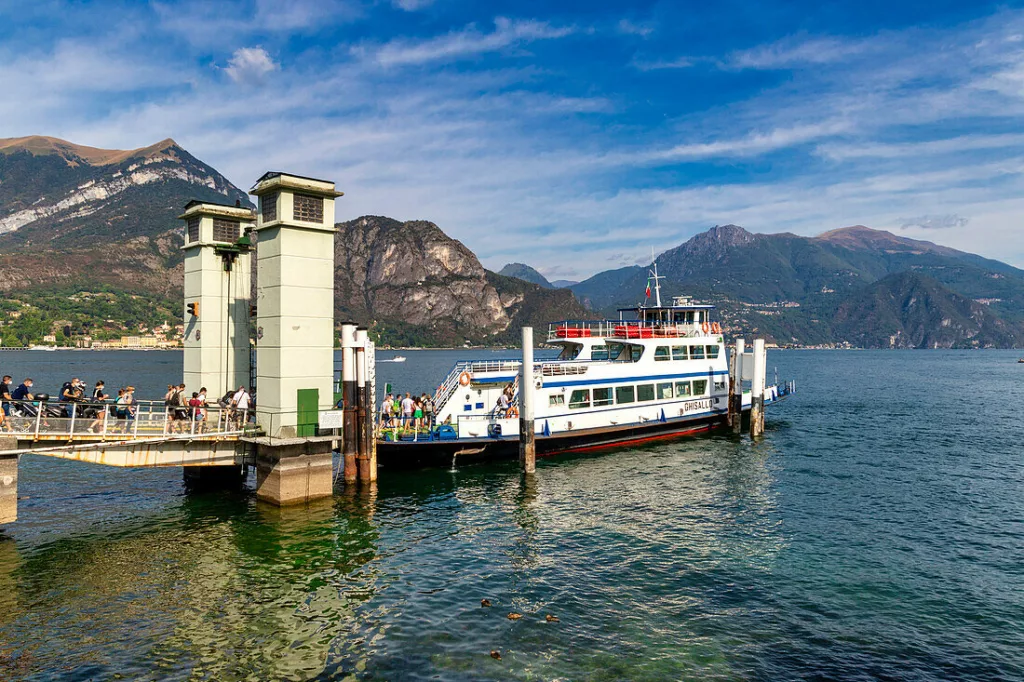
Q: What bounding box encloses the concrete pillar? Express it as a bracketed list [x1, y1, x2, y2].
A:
[180, 201, 255, 398]
[0, 439, 17, 525]
[731, 338, 745, 435]
[750, 338, 766, 439]
[255, 439, 334, 506]
[340, 323, 358, 482]
[250, 172, 342, 440]
[519, 327, 536, 474]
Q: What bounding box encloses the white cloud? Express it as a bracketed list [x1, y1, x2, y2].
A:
[224, 47, 278, 85]
[899, 214, 970, 230]
[356, 17, 575, 67]
[632, 56, 693, 71]
[392, 0, 435, 11]
[617, 19, 654, 37]
[727, 35, 876, 69]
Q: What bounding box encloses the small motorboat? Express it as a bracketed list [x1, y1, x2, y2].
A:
[383, 356, 407, 363]
[1018, 358, 1024, 364]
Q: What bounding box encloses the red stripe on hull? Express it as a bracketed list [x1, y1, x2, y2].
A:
[543, 421, 718, 456]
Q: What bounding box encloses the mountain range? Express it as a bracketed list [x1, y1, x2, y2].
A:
[0, 135, 1021, 348]
[0, 136, 583, 346]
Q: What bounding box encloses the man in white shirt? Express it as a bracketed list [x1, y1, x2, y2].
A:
[232, 385, 251, 427]
[401, 392, 414, 427]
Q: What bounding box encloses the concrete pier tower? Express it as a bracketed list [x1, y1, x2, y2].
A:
[249, 172, 342, 505]
[180, 201, 255, 398]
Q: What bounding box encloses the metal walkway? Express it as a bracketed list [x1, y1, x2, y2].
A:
[2, 400, 257, 466]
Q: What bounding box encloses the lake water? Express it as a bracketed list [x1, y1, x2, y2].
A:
[0, 349, 1021, 681]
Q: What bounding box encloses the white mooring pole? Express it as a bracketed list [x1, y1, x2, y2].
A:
[519, 327, 536, 474]
[750, 338, 766, 439]
[732, 338, 745, 435]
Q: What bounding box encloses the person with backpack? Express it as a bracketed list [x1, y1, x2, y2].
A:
[422, 393, 435, 430]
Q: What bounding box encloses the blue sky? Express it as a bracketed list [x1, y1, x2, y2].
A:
[3, 0, 1024, 279]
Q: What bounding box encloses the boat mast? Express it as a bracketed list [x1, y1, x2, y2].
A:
[649, 249, 664, 308]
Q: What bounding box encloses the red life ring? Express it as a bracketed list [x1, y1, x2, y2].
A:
[507, 406, 519, 418]
[458, 372, 472, 386]
[701, 321, 710, 334]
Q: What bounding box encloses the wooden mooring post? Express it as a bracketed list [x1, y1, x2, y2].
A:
[519, 327, 536, 474]
[340, 322, 358, 482]
[0, 438, 17, 525]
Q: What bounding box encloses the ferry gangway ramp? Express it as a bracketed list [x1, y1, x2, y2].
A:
[1, 399, 261, 467]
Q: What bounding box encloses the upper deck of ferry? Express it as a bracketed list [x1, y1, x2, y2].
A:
[547, 296, 722, 342]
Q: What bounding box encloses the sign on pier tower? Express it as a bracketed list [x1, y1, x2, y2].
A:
[180, 201, 255, 397]
[250, 173, 342, 438]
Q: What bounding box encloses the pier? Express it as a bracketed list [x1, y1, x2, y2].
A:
[0, 171, 377, 526]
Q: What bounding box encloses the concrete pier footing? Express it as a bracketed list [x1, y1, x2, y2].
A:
[254, 438, 334, 506]
[0, 438, 18, 525]
[183, 464, 245, 490]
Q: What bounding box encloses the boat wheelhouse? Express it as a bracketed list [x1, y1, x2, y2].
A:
[377, 269, 793, 467]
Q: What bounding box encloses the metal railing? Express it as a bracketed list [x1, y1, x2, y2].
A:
[1, 399, 257, 441]
[547, 320, 718, 341]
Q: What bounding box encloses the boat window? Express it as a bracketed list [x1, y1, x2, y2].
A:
[615, 386, 635, 404]
[690, 345, 705, 360]
[675, 381, 692, 397]
[714, 379, 726, 391]
[673, 311, 686, 323]
[686, 311, 695, 324]
[637, 384, 655, 402]
[569, 389, 591, 409]
[630, 346, 644, 362]
[607, 342, 627, 361]
[593, 387, 613, 407]
[591, 344, 609, 361]
[657, 382, 674, 400]
[558, 343, 583, 360]
[706, 345, 720, 359]
[654, 346, 670, 361]
[549, 394, 565, 407]
[692, 380, 708, 396]
[671, 346, 688, 361]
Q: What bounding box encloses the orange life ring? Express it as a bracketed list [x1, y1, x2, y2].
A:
[711, 322, 721, 334]
[507, 406, 519, 418]
[458, 372, 472, 386]
[701, 321, 710, 334]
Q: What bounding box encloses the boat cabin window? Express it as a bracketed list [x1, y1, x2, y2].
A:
[714, 378, 726, 391]
[558, 343, 583, 360]
[593, 387, 613, 407]
[615, 386, 635, 404]
[591, 344, 609, 361]
[692, 380, 708, 396]
[630, 346, 644, 362]
[654, 346, 670, 362]
[569, 389, 591, 409]
[690, 345, 705, 360]
[675, 381, 692, 397]
[657, 382, 674, 399]
[549, 394, 564, 407]
[706, 345, 720, 359]
[671, 346, 688, 361]
[607, 342, 627, 361]
[637, 384, 655, 402]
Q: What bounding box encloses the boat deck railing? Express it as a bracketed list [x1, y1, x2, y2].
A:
[1, 399, 258, 442]
[548, 320, 720, 341]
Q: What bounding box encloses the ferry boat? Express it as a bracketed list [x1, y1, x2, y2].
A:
[377, 271, 793, 468]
